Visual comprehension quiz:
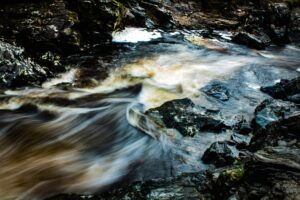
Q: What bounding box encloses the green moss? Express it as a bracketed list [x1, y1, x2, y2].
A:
[222, 164, 245, 183]
[216, 163, 245, 189]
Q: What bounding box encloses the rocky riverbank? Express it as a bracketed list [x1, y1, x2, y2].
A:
[46, 76, 300, 200]
[0, 0, 299, 200]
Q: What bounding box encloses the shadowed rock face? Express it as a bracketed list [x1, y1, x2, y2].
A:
[0, 0, 81, 55]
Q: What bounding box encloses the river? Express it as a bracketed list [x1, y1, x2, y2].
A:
[0, 28, 299, 200]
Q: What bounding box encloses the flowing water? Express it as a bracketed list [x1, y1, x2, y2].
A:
[0, 28, 299, 200]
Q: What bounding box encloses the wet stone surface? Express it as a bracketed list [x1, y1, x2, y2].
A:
[146, 98, 227, 137]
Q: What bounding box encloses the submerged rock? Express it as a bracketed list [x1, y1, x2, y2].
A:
[201, 80, 230, 102]
[261, 77, 300, 103]
[146, 98, 227, 137]
[0, 41, 48, 88]
[202, 141, 239, 167]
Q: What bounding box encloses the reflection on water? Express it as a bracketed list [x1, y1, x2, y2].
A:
[0, 28, 299, 200]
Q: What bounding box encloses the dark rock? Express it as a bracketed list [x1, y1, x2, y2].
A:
[253, 99, 299, 129]
[232, 32, 269, 50]
[0, 0, 81, 55]
[146, 98, 227, 137]
[266, 2, 291, 27]
[264, 3, 291, 44]
[0, 41, 48, 88]
[289, 8, 300, 45]
[201, 80, 230, 101]
[39, 51, 65, 74]
[47, 164, 246, 200]
[268, 24, 289, 44]
[74, 0, 127, 45]
[47, 172, 212, 200]
[0, 0, 175, 59]
[261, 77, 300, 103]
[233, 118, 252, 135]
[202, 141, 239, 167]
[250, 112, 300, 151]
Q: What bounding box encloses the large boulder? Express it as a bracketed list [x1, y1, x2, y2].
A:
[146, 98, 227, 137]
[0, 41, 48, 88]
[232, 32, 270, 50]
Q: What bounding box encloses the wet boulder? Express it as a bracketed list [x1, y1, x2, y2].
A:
[0, 41, 48, 88]
[201, 80, 230, 102]
[261, 77, 300, 103]
[146, 98, 227, 137]
[253, 98, 299, 129]
[202, 141, 239, 167]
[250, 111, 300, 151]
[232, 32, 270, 50]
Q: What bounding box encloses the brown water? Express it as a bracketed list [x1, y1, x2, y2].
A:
[0, 29, 299, 200]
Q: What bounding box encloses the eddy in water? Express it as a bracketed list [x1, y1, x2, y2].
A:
[0, 28, 299, 200]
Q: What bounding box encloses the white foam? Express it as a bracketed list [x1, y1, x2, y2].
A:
[42, 69, 77, 88]
[112, 27, 162, 43]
